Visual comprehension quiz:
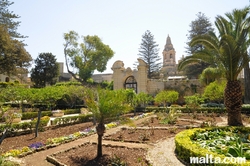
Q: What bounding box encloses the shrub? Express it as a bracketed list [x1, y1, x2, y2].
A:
[175, 127, 250, 165]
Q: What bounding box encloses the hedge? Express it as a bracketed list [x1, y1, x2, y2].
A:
[145, 106, 250, 114]
[0, 116, 50, 136]
[51, 114, 92, 126]
[175, 127, 250, 166]
[145, 106, 227, 113]
[21, 108, 81, 120]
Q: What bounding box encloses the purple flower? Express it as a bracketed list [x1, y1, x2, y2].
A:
[29, 142, 44, 149]
[83, 127, 91, 132]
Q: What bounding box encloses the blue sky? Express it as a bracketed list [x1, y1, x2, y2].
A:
[11, 0, 249, 74]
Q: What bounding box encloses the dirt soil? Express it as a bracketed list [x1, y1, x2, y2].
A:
[52, 143, 149, 166]
[0, 113, 229, 165]
[0, 122, 94, 153]
[104, 127, 184, 143]
[136, 114, 224, 127]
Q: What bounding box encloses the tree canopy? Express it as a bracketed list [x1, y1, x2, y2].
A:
[63, 31, 114, 84]
[0, 25, 32, 76]
[179, 13, 214, 79]
[154, 90, 179, 107]
[31, 53, 59, 88]
[189, 6, 250, 126]
[0, 1, 31, 77]
[136, 30, 161, 78]
[0, 0, 25, 38]
[203, 80, 226, 103]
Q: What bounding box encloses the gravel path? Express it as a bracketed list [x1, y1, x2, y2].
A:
[146, 137, 184, 166]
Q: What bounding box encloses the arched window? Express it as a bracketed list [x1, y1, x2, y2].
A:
[170, 54, 173, 59]
[124, 76, 137, 93]
[5, 77, 9, 82]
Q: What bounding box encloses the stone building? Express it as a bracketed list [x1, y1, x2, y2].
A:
[111, 58, 200, 95]
[112, 59, 148, 94]
[111, 35, 202, 101]
[161, 35, 183, 77]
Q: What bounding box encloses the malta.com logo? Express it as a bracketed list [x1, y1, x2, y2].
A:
[190, 154, 246, 164]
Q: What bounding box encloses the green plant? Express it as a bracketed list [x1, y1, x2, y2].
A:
[227, 137, 248, 158]
[108, 154, 126, 166]
[158, 108, 179, 125]
[0, 156, 19, 166]
[168, 127, 177, 134]
[138, 131, 150, 141]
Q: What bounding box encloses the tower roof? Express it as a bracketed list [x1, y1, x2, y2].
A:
[164, 35, 174, 51]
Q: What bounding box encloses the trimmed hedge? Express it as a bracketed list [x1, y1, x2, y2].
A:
[145, 106, 250, 114]
[51, 114, 92, 126]
[0, 116, 50, 136]
[22, 111, 52, 120]
[145, 106, 227, 113]
[21, 109, 81, 120]
[175, 127, 250, 166]
[64, 108, 81, 115]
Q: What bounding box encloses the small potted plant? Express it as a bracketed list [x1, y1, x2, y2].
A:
[52, 110, 64, 117]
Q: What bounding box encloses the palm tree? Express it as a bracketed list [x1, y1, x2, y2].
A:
[180, 6, 250, 126]
[84, 88, 131, 157]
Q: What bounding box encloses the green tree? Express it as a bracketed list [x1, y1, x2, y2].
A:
[0, 85, 32, 144]
[31, 86, 64, 137]
[154, 90, 179, 107]
[0, 0, 25, 38]
[0, 1, 32, 77]
[203, 80, 226, 103]
[199, 67, 223, 85]
[31, 53, 59, 88]
[63, 31, 114, 84]
[84, 88, 131, 157]
[136, 92, 153, 107]
[136, 30, 161, 78]
[59, 85, 85, 108]
[0, 25, 31, 76]
[189, 6, 250, 126]
[184, 94, 204, 113]
[179, 12, 214, 79]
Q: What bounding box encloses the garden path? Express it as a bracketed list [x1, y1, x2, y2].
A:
[13, 114, 232, 166]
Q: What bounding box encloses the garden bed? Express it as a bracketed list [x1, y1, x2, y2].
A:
[136, 113, 225, 128]
[104, 127, 184, 143]
[0, 122, 94, 154]
[47, 142, 149, 166]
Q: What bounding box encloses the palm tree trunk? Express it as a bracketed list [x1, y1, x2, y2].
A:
[224, 80, 243, 126]
[244, 64, 250, 104]
[96, 121, 105, 158]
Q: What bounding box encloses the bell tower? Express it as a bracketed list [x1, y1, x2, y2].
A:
[161, 35, 177, 76]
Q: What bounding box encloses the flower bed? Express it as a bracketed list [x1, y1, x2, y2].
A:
[1, 112, 153, 158]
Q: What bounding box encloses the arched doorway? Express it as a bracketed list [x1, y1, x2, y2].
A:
[124, 76, 137, 93]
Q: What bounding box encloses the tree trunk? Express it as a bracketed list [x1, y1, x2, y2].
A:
[224, 80, 243, 126]
[35, 108, 42, 137]
[96, 122, 105, 158]
[244, 64, 250, 104]
[0, 129, 8, 145]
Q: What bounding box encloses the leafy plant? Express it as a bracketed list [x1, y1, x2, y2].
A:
[108, 154, 126, 166]
[138, 131, 150, 141]
[192, 127, 250, 159]
[159, 108, 179, 125]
